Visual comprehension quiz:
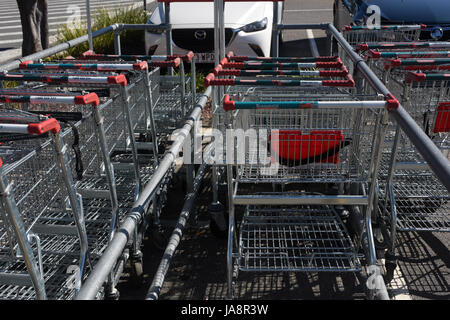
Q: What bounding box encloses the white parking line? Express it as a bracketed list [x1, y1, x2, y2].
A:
[306, 29, 319, 57]
[381, 259, 412, 300]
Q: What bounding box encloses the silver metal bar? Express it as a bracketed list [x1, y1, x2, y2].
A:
[164, 2, 173, 75]
[145, 161, 207, 300]
[233, 195, 369, 206]
[86, 0, 93, 51]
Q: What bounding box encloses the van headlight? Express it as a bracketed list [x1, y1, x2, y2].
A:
[238, 17, 268, 33]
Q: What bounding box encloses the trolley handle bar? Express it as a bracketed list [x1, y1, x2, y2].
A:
[406, 72, 450, 83]
[0, 93, 99, 106]
[225, 51, 339, 62]
[80, 50, 194, 63]
[0, 118, 60, 135]
[343, 24, 426, 31]
[19, 60, 148, 71]
[223, 94, 399, 111]
[214, 64, 349, 77]
[368, 50, 450, 59]
[358, 42, 450, 52]
[150, 57, 181, 68]
[219, 59, 343, 69]
[205, 73, 355, 87]
[0, 73, 127, 87]
[384, 58, 450, 69]
[167, 51, 195, 62]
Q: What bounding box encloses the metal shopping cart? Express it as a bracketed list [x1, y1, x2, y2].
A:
[0, 104, 96, 300]
[78, 50, 196, 140]
[0, 71, 162, 297]
[378, 71, 450, 283]
[206, 54, 395, 299]
[342, 25, 426, 48]
[17, 59, 161, 162]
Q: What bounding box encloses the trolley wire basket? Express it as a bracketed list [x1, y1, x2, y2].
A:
[206, 52, 396, 299]
[342, 24, 426, 48]
[0, 108, 91, 300]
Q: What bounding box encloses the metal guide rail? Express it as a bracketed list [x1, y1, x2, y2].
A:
[77, 50, 197, 136]
[206, 49, 395, 300]
[0, 106, 94, 300]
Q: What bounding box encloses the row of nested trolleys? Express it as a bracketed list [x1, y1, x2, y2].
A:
[0, 51, 196, 299]
[206, 24, 449, 298]
[0, 23, 449, 300]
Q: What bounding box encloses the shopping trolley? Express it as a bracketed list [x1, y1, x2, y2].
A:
[0, 105, 95, 300]
[363, 49, 450, 81]
[0, 69, 163, 297]
[342, 25, 425, 48]
[79, 50, 195, 138]
[17, 59, 161, 162]
[357, 41, 450, 53]
[206, 53, 395, 299]
[378, 71, 450, 283]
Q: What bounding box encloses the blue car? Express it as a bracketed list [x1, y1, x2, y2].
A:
[333, 0, 450, 40]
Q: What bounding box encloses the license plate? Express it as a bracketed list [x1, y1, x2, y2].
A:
[194, 52, 215, 63]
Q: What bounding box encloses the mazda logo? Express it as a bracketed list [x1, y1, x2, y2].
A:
[194, 30, 207, 40]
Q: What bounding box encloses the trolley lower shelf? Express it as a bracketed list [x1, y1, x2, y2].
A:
[391, 174, 450, 232]
[238, 204, 362, 273]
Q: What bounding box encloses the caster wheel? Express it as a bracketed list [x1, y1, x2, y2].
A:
[105, 288, 120, 300]
[209, 202, 227, 239]
[130, 260, 144, 286]
[150, 226, 168, 251]
[384, 254, 397, 285]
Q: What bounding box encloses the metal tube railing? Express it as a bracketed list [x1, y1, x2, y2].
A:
[145, 160, 208, 300]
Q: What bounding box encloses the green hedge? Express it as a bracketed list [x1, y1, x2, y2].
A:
[56, 6, 149, 57]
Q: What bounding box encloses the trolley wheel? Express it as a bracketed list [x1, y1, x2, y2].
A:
[130, 260, 144, 286]
[150, 225, 168, 251]
[130, 251, 145, 286]
[384, 253, 398, 285]
[105, 287, 120, 300]
[210, 218, 227, 239]
[209, 202, 228, 239]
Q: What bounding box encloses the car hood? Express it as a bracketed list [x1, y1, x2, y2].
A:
[149, 2, 271, 28]
[361, 0, 450, 24]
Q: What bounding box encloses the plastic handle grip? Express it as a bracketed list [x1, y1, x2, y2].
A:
[185, 51, 194, 62]
[151, 57, 181, 68]
[223, 94, 235, 111]
[107, 74, 128, 86]
[74, 93, 100, 106]
[405, 72, 426, 83]
[19, 60, 34, 69]
[28, 118, 61, 135]
[133, 61, 149, 70]
[221, 62, 243, 69]
[204, 73, 234, 87]
[385, 93, 400, 110]
[81, 50, 95, 58]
